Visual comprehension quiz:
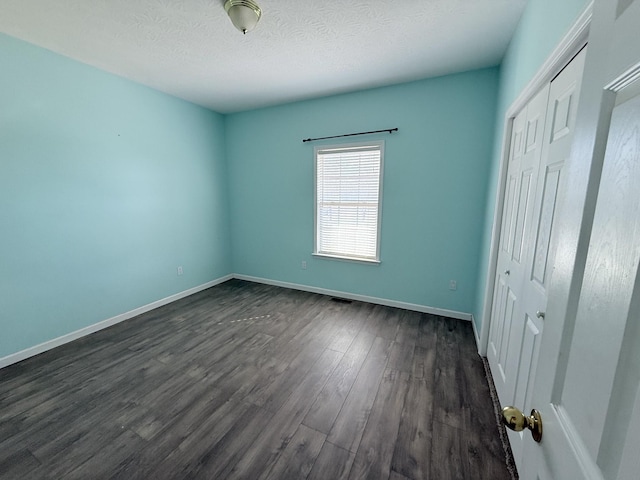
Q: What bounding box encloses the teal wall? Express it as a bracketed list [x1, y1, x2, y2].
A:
[473, 0, 591, 332]
[5, 0, 584, 360]
[226, 69, 499, 315]
[0, 34, 231, 359]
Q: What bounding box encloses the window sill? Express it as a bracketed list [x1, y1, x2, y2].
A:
[312, 253, 381, 265]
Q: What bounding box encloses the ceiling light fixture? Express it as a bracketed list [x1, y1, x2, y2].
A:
[224, 0, 262, 34]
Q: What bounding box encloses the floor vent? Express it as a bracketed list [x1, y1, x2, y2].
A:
[331, 297, 352, 304]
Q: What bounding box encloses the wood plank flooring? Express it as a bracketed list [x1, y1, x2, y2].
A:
[0, 279, 511, 479]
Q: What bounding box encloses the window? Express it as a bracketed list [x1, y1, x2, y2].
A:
[314, 141, 384, 263]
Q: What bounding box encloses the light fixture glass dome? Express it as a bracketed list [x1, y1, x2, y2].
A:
[224, 0, 262, 34]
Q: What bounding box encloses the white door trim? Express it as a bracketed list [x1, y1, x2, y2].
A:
[478, 2, 593, 355]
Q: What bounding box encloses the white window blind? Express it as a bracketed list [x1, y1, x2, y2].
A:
[314, 142, 383, 262]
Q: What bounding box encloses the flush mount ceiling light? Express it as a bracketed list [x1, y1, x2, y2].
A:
[224, 0, 262, 34]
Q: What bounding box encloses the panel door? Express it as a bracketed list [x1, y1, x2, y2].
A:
[505, 46, 587, 468]
[521, 1, 640, 478]
[487, 85, 549, 406]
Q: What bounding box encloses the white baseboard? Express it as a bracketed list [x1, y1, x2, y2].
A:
[233, 274, 473, 321]
[1, 272, 473, 370]
[0, 274, 233, 370]
[471, 315, 481, 354]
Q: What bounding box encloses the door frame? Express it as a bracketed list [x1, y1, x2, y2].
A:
[478, 2, 593, 356]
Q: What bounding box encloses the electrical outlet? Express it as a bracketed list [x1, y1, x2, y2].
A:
[301, 261, 307, 270]
[449, 280, 457, 290]
[177, 266, 183, 276]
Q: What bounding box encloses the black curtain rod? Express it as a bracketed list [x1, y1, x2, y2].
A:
[302, 128, 398, 143]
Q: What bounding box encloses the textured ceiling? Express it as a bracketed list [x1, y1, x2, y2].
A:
[0, 0, 527, 113]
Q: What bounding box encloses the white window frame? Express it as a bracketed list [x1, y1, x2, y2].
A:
[313, 140, 384, 264]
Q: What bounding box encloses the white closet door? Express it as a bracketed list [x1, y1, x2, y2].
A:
[488, 84, 549, 408]
[507, 46, 587, 469]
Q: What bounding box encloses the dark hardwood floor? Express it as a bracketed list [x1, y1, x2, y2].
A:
[0, 279, 511, 479]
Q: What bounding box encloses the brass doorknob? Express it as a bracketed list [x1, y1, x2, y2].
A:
[504, 270, 510, 275]
[501, 406, 543, 442]
[536, 311, 545, 319]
